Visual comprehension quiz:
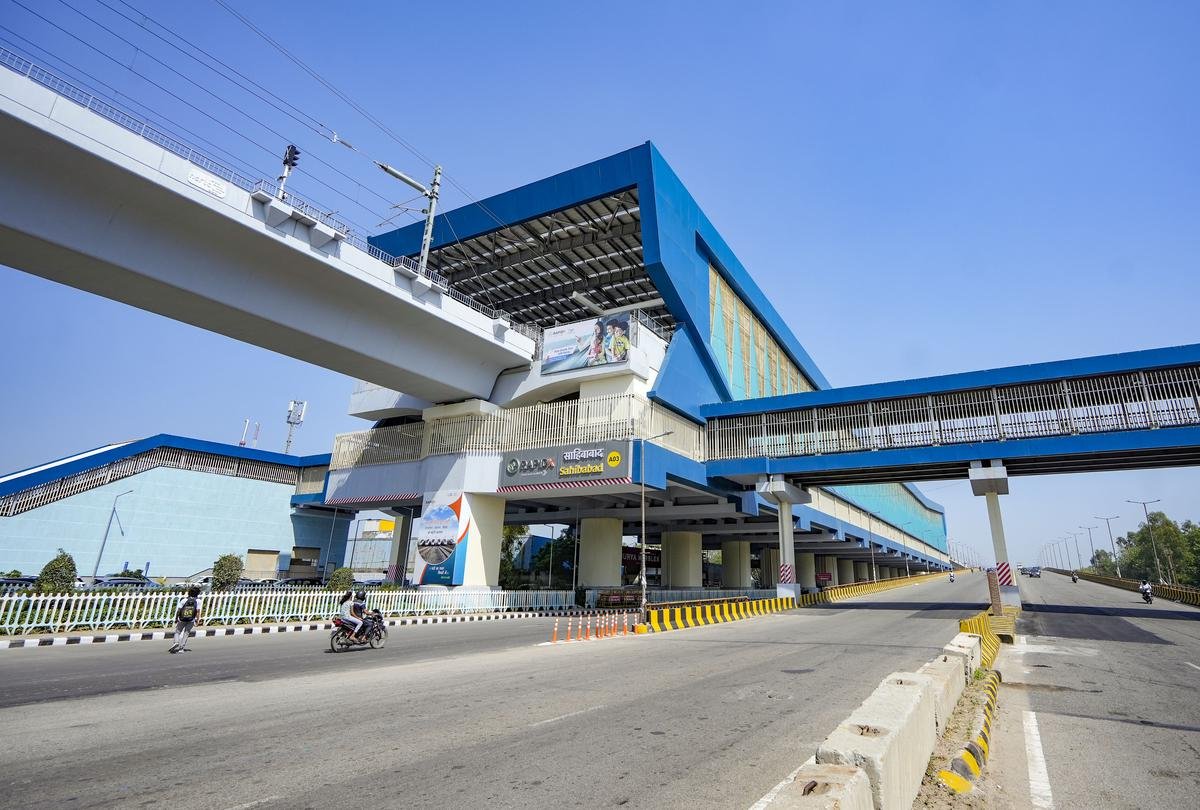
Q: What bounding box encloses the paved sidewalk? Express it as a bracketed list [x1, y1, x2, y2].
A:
[0, 609, 596, 650]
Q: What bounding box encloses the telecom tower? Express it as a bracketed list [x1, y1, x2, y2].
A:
[283, 400, 306, 454]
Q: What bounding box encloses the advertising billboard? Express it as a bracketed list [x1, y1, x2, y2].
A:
[499, 441, 631, 487]
[540, 314, 631, 374]
[410, 492, 471, 585]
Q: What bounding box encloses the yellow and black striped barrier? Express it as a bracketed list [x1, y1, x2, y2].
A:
[645, 570, 962, 631]
[647, 597, 795, 631]
[959, 610, 1003, 669]
[937, 670, 1002, 794]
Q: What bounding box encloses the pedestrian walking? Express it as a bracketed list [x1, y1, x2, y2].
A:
[170, 586, 203, 653]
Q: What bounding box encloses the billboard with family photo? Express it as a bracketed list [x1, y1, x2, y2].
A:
[540, 314, 631, 374]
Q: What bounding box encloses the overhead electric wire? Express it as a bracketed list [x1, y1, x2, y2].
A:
[209, 0, 518, 238]
[46, 0, 392, 229]
[0, 26, 263, 182]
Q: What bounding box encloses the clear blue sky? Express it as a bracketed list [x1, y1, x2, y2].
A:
[2, 1, 1198, 566]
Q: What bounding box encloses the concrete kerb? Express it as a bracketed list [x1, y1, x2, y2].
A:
[917, 655, 967, 735]
[816, 671, 937, 810]
[936, 670, 1002, 795]
[941, 632, 984, 681]
[769, 763, 873, 809]
[0, 609, 586, 651]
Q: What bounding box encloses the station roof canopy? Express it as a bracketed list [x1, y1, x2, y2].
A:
[425, 188, 672, 331]
[369, 147, 676, 334]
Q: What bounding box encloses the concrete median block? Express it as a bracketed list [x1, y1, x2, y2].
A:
[942, 632, 983, 680]
[816, 672, 937, 810]
[770, 764, 873, 809]
[917, 656, 966, 735]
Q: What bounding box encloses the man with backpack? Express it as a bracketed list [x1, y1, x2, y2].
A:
[170, 586, 203, 653]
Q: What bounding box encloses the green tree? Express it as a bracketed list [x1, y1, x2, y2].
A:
[499, 525, 530, 589]
[531, 529, 577, 589]
[211, 554, 244, 591]
[1114, 512, 1193, 585]
[36, 549, 77, 593]
[5, 569, 21, 577]
[326, 566, 354, 592]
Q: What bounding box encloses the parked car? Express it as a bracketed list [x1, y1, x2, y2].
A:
[276, 577, 322, 588]
[256, 578, 279, 586]
[0, 576, 37, 590]
[94, 576, 163, 590]
[1028, 567, 1042, 578]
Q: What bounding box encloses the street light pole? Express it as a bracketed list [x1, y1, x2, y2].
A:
[91, 490, 134, 584]
[1066, 531, 1083, 571]
[639, 431, 673, 615]
[867, 513, 878, 582]
[1126, 499, 1165, 583]
[1080, 525, 1098, 570]
[1095, 515, 1121, 578]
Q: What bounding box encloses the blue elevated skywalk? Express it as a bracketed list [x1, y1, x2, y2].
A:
[704, 343, 1200, 485]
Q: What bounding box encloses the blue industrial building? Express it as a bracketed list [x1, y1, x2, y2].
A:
[0, 435, 349, 580]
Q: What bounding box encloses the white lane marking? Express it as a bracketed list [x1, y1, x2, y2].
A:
[1011, 642, 1098, 657]
[1186, 662, 1200, 672]
[222, 797, 282, 810]
[527, 704, 605, 728]
[1023, 711, 1055, 809]
[748, 755, 816, 810]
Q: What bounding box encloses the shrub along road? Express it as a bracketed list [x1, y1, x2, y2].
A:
[0, 575, 986, 809]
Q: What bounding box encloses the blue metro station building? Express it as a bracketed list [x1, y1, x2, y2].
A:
[327, 142, 953, 591]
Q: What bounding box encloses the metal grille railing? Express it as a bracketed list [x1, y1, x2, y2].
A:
[0, 45, 527, 332]
[0, 448, 309, 517]
[706, 366, 1200, 461]
[330, 394, 706, 470]
[0, 588, 576, 635]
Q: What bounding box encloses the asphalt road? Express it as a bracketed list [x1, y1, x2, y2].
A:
[0, 575, 987, 810]
[990, 572, 1200, 809]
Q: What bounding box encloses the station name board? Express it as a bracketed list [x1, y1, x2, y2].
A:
[501, 441, 630, 484]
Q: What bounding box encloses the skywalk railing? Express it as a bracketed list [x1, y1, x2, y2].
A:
[0, 45, 524, 331]
[706, 365, 1200, 461]
[329, 393, 706, 469]
[0, 588, 576, 636]
[0, 447, 324, 517]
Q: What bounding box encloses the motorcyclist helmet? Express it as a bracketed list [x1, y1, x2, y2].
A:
[354, 590, 367, 601]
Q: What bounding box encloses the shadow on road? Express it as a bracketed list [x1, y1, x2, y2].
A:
[1022, 603, 1200, 622]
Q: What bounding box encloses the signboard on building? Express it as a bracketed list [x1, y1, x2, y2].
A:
[500, 441, 630, 488]
[815, 572, 833, 584]
[409, 492, 471, 586]
[540, 314, 632, 374]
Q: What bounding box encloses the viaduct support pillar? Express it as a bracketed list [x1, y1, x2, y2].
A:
[970, 461, 1020, 609]
[797, 552, 817, 590]
[721, 541, 752, 588]
[578, 517, 623, 587]
[459, 494, 505, 587]
[661, 531, 702, 588]
[760, 547, 779, 587]
[854, 561, 869, 582]
[837, 558, 855, 584]
[756, 476, 812, 600]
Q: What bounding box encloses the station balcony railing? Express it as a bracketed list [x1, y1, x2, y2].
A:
[329, 393, 706, 470]
[706, 365, 1200, 461]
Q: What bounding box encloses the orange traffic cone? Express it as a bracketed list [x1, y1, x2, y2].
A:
[551, 617, 559, 644]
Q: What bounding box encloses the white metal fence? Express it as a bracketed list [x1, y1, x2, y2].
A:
[706, 366, 1200, 460]
[330, 393, 706, 470]
[0, 588, 576, 636]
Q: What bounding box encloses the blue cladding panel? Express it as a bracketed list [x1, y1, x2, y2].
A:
[828, 484, 947, 553]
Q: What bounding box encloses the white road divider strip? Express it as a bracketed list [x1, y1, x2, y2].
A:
[527, 704, 605, 728]
[1185, 662, 1200, 672]
[1022, 710, 1055, 809]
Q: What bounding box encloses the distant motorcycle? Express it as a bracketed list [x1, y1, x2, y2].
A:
[948, 573, 956, 583]
[1071, 573, 1078, 583]
[330, 609, 387, 652]
[1142, 590, 1153, 605]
